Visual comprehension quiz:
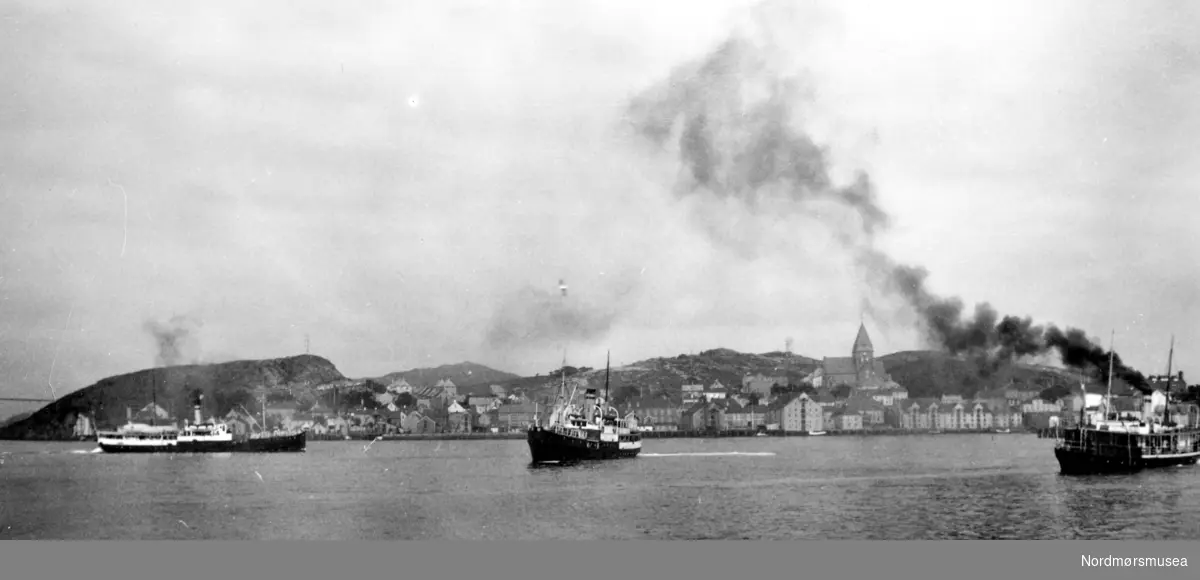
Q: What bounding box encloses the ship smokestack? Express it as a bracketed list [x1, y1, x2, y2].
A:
[192, 391, 204, 424]
[126, 407, 132, 422]
[583, 388, 597, 419]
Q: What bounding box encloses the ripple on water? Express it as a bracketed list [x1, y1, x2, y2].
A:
[2, 436, 1200, 539]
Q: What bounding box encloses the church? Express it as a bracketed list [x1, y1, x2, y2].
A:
[813, 323, 893, 390]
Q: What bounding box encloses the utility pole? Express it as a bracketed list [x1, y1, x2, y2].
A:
[305, 334, 310, 354]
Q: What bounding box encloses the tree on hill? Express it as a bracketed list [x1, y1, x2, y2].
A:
[544, 366, 593, 377]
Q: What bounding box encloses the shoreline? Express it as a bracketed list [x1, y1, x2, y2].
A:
[220, 428, 1040, 442]
[1, 428, 1043, 443]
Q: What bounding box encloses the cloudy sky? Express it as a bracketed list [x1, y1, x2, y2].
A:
[1, 0, 1198, 410]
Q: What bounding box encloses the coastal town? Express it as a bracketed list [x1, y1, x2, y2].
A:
[56, 324, 1200, 442]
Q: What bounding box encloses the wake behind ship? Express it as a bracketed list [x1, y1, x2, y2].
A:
[527, 351, 642, 464]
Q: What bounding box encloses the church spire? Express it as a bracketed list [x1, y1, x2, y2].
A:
[853, 322, 874, 354]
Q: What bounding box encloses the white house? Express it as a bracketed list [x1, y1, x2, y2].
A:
[1021, 397, 1062, 413]
[702, 381, 728, 401]
[386, 378, 414, 394]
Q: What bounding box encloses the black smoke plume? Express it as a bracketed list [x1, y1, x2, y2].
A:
[625, 36, 889, 238]
[883, 260, 1147, 389]
[625, 7, 1149, 391]
[143, 315, 202, 367]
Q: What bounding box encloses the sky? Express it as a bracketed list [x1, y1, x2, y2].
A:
[1, 0, 1198, 412]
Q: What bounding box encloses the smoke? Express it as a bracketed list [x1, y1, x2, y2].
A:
[625, 35, 889, 243]
[484, 284, 623, 351]
[624, 3, 1150, 391]
[142, 315, 203, 367]
[874, 254, 1148, 388]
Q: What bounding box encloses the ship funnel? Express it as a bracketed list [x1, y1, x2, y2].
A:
[126, 407, 132, 422]
[583, 388, 597, 418]
[194, 405, 203, 424]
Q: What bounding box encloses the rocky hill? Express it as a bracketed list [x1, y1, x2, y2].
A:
[496, 348, 1151, 406]
[373, 362, 520, 389]
[0, 354, 347, 440]
[0, 411, 33, 429]
[3, 347, 1167, 440]
[495, 348, 820, 406]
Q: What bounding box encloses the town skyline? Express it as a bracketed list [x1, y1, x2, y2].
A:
[2, 0, 1197, 412]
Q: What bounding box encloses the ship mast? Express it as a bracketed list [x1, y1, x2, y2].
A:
[603, 350, 611, 419]
[554, 279, 569, 426]
[150, 373, 157, 427]
[1105, 330, 1115, 420]
[1164, 335, 1175, 427]
[1077, 367, 1086, 427]
[560, 351, 567, 407]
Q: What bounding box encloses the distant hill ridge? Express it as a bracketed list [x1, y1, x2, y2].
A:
[0, 347, 1160, 440]
[374, 362, 520, 389]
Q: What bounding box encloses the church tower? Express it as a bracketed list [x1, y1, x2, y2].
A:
[852, 323, 875, 385]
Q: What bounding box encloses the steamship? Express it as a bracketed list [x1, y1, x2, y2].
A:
[526, 351, 642, 463]
[1053, 335, 1200, 474]
[98, 392, 306, 454]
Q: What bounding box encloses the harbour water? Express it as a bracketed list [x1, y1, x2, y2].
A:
[2, 434, 1199, 539]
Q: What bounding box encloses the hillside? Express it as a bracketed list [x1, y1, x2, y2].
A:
[0, 354, 347, 440]
[497, 348, 820, 405]
[490, 348, 1151, 406]
[4, 347, 1163, 440]
[878, 350, 1148, 399]
[0, 411, 33, 429]
[373, 362, 519, 388]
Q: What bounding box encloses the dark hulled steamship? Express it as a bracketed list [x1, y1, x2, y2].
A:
[527, 352, 642, 463]
[1053, 335, 1200, 474]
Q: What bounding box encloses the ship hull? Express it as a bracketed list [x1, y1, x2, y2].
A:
[1055, 446, 1200, 475]
[527, 427, 640, 463]
[1054, 447, 1142, 475]
[1141, 453, 1200, 470]
[177, 433, 307, 453]
[99, 433, 306, 454]
[97, 442, 177, 454]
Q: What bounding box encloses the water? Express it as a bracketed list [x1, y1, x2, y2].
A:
[2, 434, 1199, 539]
